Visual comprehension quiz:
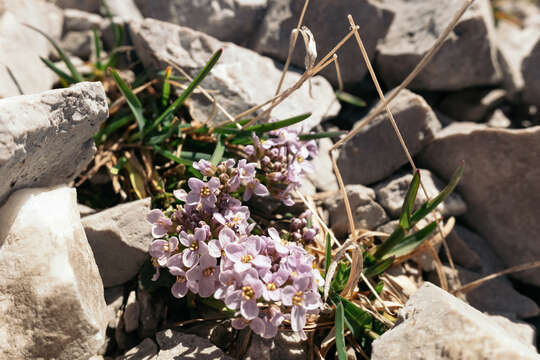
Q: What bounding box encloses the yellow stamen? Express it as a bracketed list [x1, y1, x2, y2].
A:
[241, 254, 253, 263]
[267, 283, 277, 291]
[200, 186, 211, 197]
[292, 291, 303, 306]
[190, 241, 199, 251]
[242, 286, 255, 300]
[203, 267, 215, 277]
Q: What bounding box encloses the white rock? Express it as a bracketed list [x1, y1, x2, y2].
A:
[155, 330, 234, 360]
[0, 82, 108, 204]
[129, 18, 340, 130]
[307, 138, 338, 192]
[487, 109, 512, 128]
[116, 338, 158, 360]
[244, 330, 308, 360]
[376, 0, 502, 90]
[53, 0, 100, 13]
[63, 8, 104, 33]
[123, 290, 140, 333]
[61, 30, 94, 59]
[371, 283, 540, 360]
[82, 198, 152, 287]
[0, 186, 108, 359]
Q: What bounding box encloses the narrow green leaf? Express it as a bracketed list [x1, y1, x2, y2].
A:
[382, 221, 437, 259]
[363, 256, 395, 279]
[373, 226, 406, 259]
[94, 114, 133, 144]
[336, 90, 366, 107]
[161, 66, 172, 107]
[410, 163, 465, 225]
[153, 145, 193, 166]
[147, 123, 180, 145]
[39, 57, 77, 84]
[25, 24, 84, 82]
[335, 302, 347, 360]
[340, 296, 372, 339]
[210, 134, 225, 166]
[109, 68, 146, 134]
[331, 261, 351, 293]
[298, 131, 346, 141]
[93, 28, 103, 70]
[180, 151, 212, 162]
[324, 233, 332, 278]
[146, 49, 222, 135]
[110, 156, 127, 175]
[399, 170, 421, 230]
[243, 113, 311, 133]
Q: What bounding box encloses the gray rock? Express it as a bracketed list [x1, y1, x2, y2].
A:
[0, 0, 63, 97]
[371, 283, 540, 360]
[445, 227, 483, 272]
[79, 203, 97, 217]
[155, 330, 234, 360]
[374, 169, 467, 219]
[326, 184, 389, 237]
[106, 0, 142, 21]
[439, 89, 507, 123]
[116, 338, 157, 360]
[123, 290, 140, 333]
[0, 82, 108, 204]
[138, 289, 166, 339]
[61, 30, 93, 59]
[52, 0, 100, 12]
[244, 331, 308, 360]
[134, 0, 267, 46]
[417, 122, 540, 286]
[129, 18, 339, 130]
[487, 109, 512, 129]
[337, 89, 441, 185]
[489, 315, 537, 348]
[306, 138, 338, 191]
[0, 186, 108, 360]
[82, 198, 152, 287]
[63, 8, 104, 33]
[253, 0, 393, 86]
[376, 0, 502, 91]
[104, 286, 124, 329]
[522, 37, 540, 107]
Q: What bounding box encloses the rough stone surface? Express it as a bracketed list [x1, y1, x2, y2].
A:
[489, 315, 537, 348]
[337, 89, 441, 185]
[0, 0, 63, 97]
[244, 331, 308, 360]
[134, 0, 267, 46]
[82, 198, 152, 287]
[61, 30, 93, 59]
[439, 89, 506, 123]
[417, 122, 540, 286]
[306, 138, 338, 191]
[0, 82, 108, 204]
[63, 8, 104, 33]
[138, 289, 166, 339]
[106, 0, 142, 21]
[326, 184, 389, 237]
[52, 0, 100, 13]
[522, 37, 540, 107]
[374, 169, 467, 219]
[123, 290, 140, 333]
[253, 0, 394, 86]
[0, 186, 108, 360]
[155, 330, 234, 360]
[376, 0, 502, 90]
[116, 338, 157, 360]
[371, 283, 540, 360]
[104, 286, 124, 329]
[487, 109, 512, 128]
[129, 18, 340, 130]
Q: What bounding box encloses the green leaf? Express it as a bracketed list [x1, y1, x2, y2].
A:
[373, 226, 406, 259]
[109, 68, 146, 134]
[324, 233, 332, 278]
[146, 49, 222, 135]
[94, 114, 134, 144]
[153, 145, 193, 166]
[147, 123, 179, 145]
[180, 151, 212, 162]
[210, 134, 225, 166]
[243, 113, 311, 134]
[93, 28, 103, 70]
[340, 296, 373, 339]
[161, 66, 172, 107]
[110, 156, 127, 175]
[382, 221, 437, 260]
[410, 163, 464, 225]
[331, 261, 351, 293]
[298, 131, 346, 141]
[363, 256, 395, 279]
[39, 57, 78, 84]
[25, 24, 84, 82]
[336, 90, 366, 107]
[399, 170, 421, 230]
[335, 302, 347, 360]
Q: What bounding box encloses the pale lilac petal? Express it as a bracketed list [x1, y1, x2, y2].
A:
[186, 265, 202, 281]
[213, 212, 226, 225]
[200, 254, 216, 269]
[149, 240, 167, 258]
[231, 318, 248, 330]
[234, 262, 251, 273]
[241, 300, 259, 320]
[188, 279, 199, 294]
[173, 189, 187, 201]
[269, 289, 281, 302]
[188, 178, 204, 191]
[208, 240, 222, 258]
[254, 182, 269, 197]
[183, 250, 198, 268]
[186, 191, 201, 205]
[152, 225, 168, 238]
[294, 276, 311, 291]
[268, 227, 280, 242]
[250, 317, 265, 336]
[225, 290, 242, 310]
[199, 278, 215, 297]
[281, 286, 296, 306]
[194, 227, 207, 241]
[171, 281, 188, 298]
[208, 177, 220, 189]
[225, 243, 245, 262]
[179, 232, 191, 247]
[219, 227, 236, 245]
[291, 305, 306, 332]
[147, 209, 164, 224]
[304, 291, 321, 310]
[197, 241, 209, 256]
[168, 237, 179, 252]
[252, 255, 271, 269]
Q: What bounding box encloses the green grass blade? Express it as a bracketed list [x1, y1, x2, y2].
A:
[94, 114, 133, 144]
[298, 131, 346, 141]
[336, 90, 366, 107]
[243, 113, 311, 133]
[93, 28, 103, 70]
[339, 296, 372, 339]
[110, 156, 127, 175]
[373, 226, 405, 259]
[161, 66, 172, 107]
[324, 233, 332, 278]
[410, 162, 465, 225]
[210, 134, 225, 166]
[147, 123, 179, 145]
[399, 170, 421, 230]
[109, 68, 146, 134]
[382, 221, 437, 260]
[363, 257, 395, 279]
[335, 302, 347, 360]
[25, 24, 83, 82]
[180, 151, 212, 162]
[39, 57, 78, 84]
[153, 145, 193, 166]
[146, 49, 222, 135]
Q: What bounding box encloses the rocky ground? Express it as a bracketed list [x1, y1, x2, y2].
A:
[1, 0, 540, 359]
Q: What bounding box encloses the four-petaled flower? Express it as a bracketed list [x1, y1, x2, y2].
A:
[186, 177, 220, 208]
[179, 228, 209, 267]
[149, 236, 178, 266]
[281, 276, 321, 333]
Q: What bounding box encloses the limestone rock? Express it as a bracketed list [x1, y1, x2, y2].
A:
[522, 37, 540, 107]
[244, 331, 308, 360]
[116, 338, 157, 360]
[374, 169, 467, 219]
[417, 122, 540, 286]
[337, 89, 441, 185]
[82, 198, 152, 287]
[123, 290, 139, 333]
[0, 186, 108, 360]
[61, 30, 93, 59]
[371, 283, 540, 360]
[0, 0, 63, 97]
[138, 289, 166, 339]
[376, 0, 502, 90]
[155, 330, 234, 360]
[53, 0, 100, 13]
[134, 0, 266, 46]
[487, 109, 512, 128]
[306, 138, 338, 192]
[326, 184, 388, 237]
[439, 89, 506, 123]
[253, 0, 394, 86]
[63, 8, 104, 33]
[0, 82, 108, 204]
[129, 18, 339, 130]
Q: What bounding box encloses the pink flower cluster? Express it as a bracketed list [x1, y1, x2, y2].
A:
[147, 156, 322, 339]
[244, 127, 317, 206]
